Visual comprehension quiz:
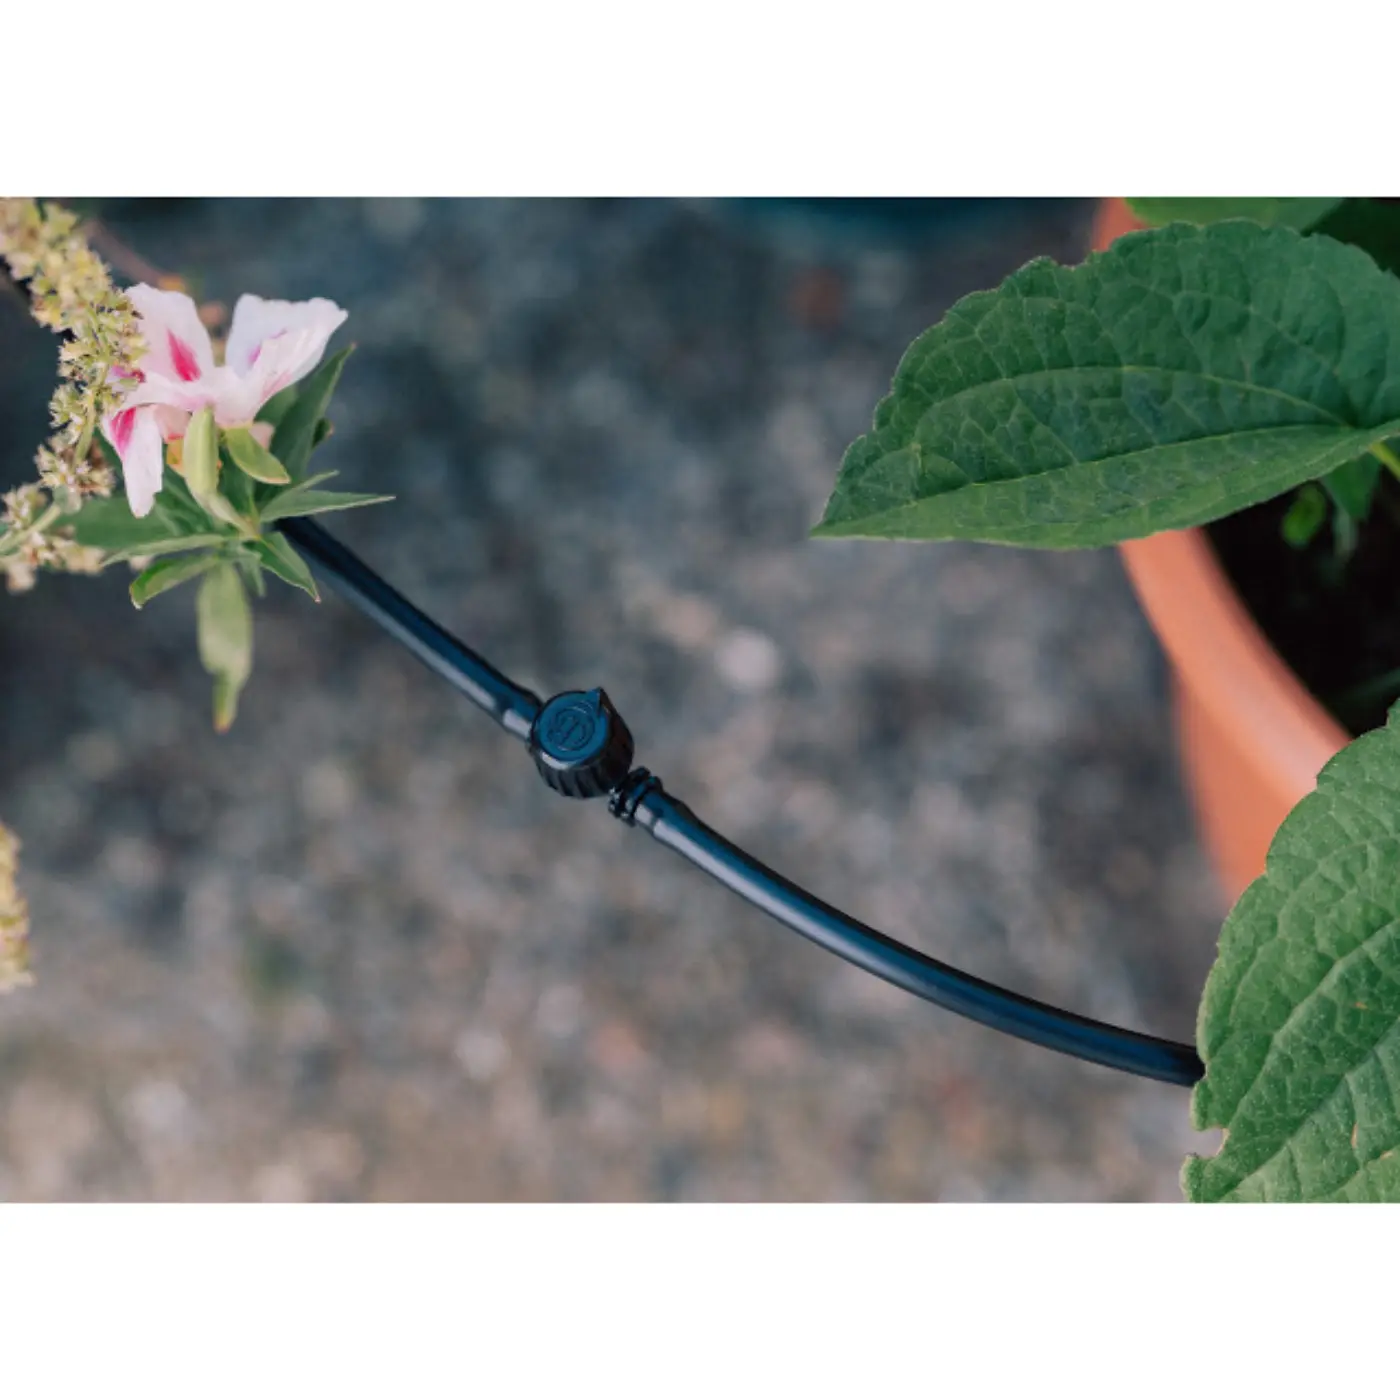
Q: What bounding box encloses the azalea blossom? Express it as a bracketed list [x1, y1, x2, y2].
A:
[102, 286, 348, 517]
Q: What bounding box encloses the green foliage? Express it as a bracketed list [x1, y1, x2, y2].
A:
[68, 345, 386, 730]
[70, 493, 223, 560]
[1323, 454, 1383, 523]
[196, 563, 253, 733]
[270, 346, 353, 481]
[1309, 200, 1400, 279]
[224, 426, 291, 485]
[1127, 197, 1342, 231]
[1185, 707, 1400, 1201]
[184, 408, 255, 536]
[129, 553, 220, 608]
[250, 533, 319, 600]
[1281, 484, 1327, 549]
[259, 483, 393, 523]
[256, 385, 299, 429]
[1318, 452, 1384, 561]
[817, 222, 1400, 548]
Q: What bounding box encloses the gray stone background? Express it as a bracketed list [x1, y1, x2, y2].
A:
[0, 198, 1223, 1201]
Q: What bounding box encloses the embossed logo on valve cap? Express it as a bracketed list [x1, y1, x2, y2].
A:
[530, 688, 634, 798]
[542, 691, 602, 757]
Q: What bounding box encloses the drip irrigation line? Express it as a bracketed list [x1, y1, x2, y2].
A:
[281, 515, 1205, 1089]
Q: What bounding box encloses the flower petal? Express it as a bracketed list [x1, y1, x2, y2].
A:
[102, 405, 166, 517]
[225, 294, 348, 416]
[117, 371, 224, 419]
[150, 404, 191, 442]
[125, 285, 216, 385]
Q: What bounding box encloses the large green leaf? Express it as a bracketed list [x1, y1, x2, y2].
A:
[816, 222, 1400, 549]
[1185, 707, 1400, 1202]
[1127, 197, 1342, 231]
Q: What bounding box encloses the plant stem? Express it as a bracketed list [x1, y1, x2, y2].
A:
[0, 501, 63, 560]
[1370, 439, 1400, 481]
[72, 341, 114, 468]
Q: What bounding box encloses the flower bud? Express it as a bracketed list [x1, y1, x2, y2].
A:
[183, 408, 252, 535]
[183, 407, 220, 500]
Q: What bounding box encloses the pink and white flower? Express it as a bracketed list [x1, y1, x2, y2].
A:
[102, 286, 348, 517]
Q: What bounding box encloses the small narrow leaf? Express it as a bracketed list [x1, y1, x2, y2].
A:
[1185, 706, 1400, 1202]
[224, 427, 291, 485]
[270, 346, 352, 480]
[260, 488, 393, 523]
[130, 552, 220, 608]
[1322, 454, 1383, 523]
[818, 222, 1400, 549]
[1280, 484, 1328, 549]
[1127, 197, 1343, 231]
[251, 532, 320, 600]
[196, 563, 253, 733]
[103, 534, 232, 565]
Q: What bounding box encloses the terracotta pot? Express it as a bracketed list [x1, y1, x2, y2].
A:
[1093, 200, 1350, 905]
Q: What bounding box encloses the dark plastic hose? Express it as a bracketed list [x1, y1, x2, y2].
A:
[281, 515, 1205, 1089]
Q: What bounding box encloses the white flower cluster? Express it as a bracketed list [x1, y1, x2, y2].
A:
[0, 198, 139, 591]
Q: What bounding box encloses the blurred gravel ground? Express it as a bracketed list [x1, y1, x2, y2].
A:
[0, 198, 1222, 1201]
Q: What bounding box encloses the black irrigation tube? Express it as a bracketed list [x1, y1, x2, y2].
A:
[280, 516, 1206, 1089]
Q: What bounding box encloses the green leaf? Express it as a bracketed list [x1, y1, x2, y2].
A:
[1127, 197, 1343, 231]
[256, 385, 299, 429]
[237, 553, 267, 599]
[217, 443, 258, 519]
[69, 490, 221, 555]
[103, 534, 232, 565]
[1185, 706, 1400, 1202]
[183, 408, 220, 499]
[154, 465, 216, 532]
[1309, 200, 1400, 280]
[196, 563, 253, 734]
[70, 495, 184, 552]
[817, 222, 1400, 549]
[250, 532, 320, 601]
[259, 487, 393, 523]
[129, 552, 220, 609]
[224, 427, 291, 485]
[1322, 454, 1383, 522]
[1280, 484, 1327, 549]
[270, 346, 353, 481]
